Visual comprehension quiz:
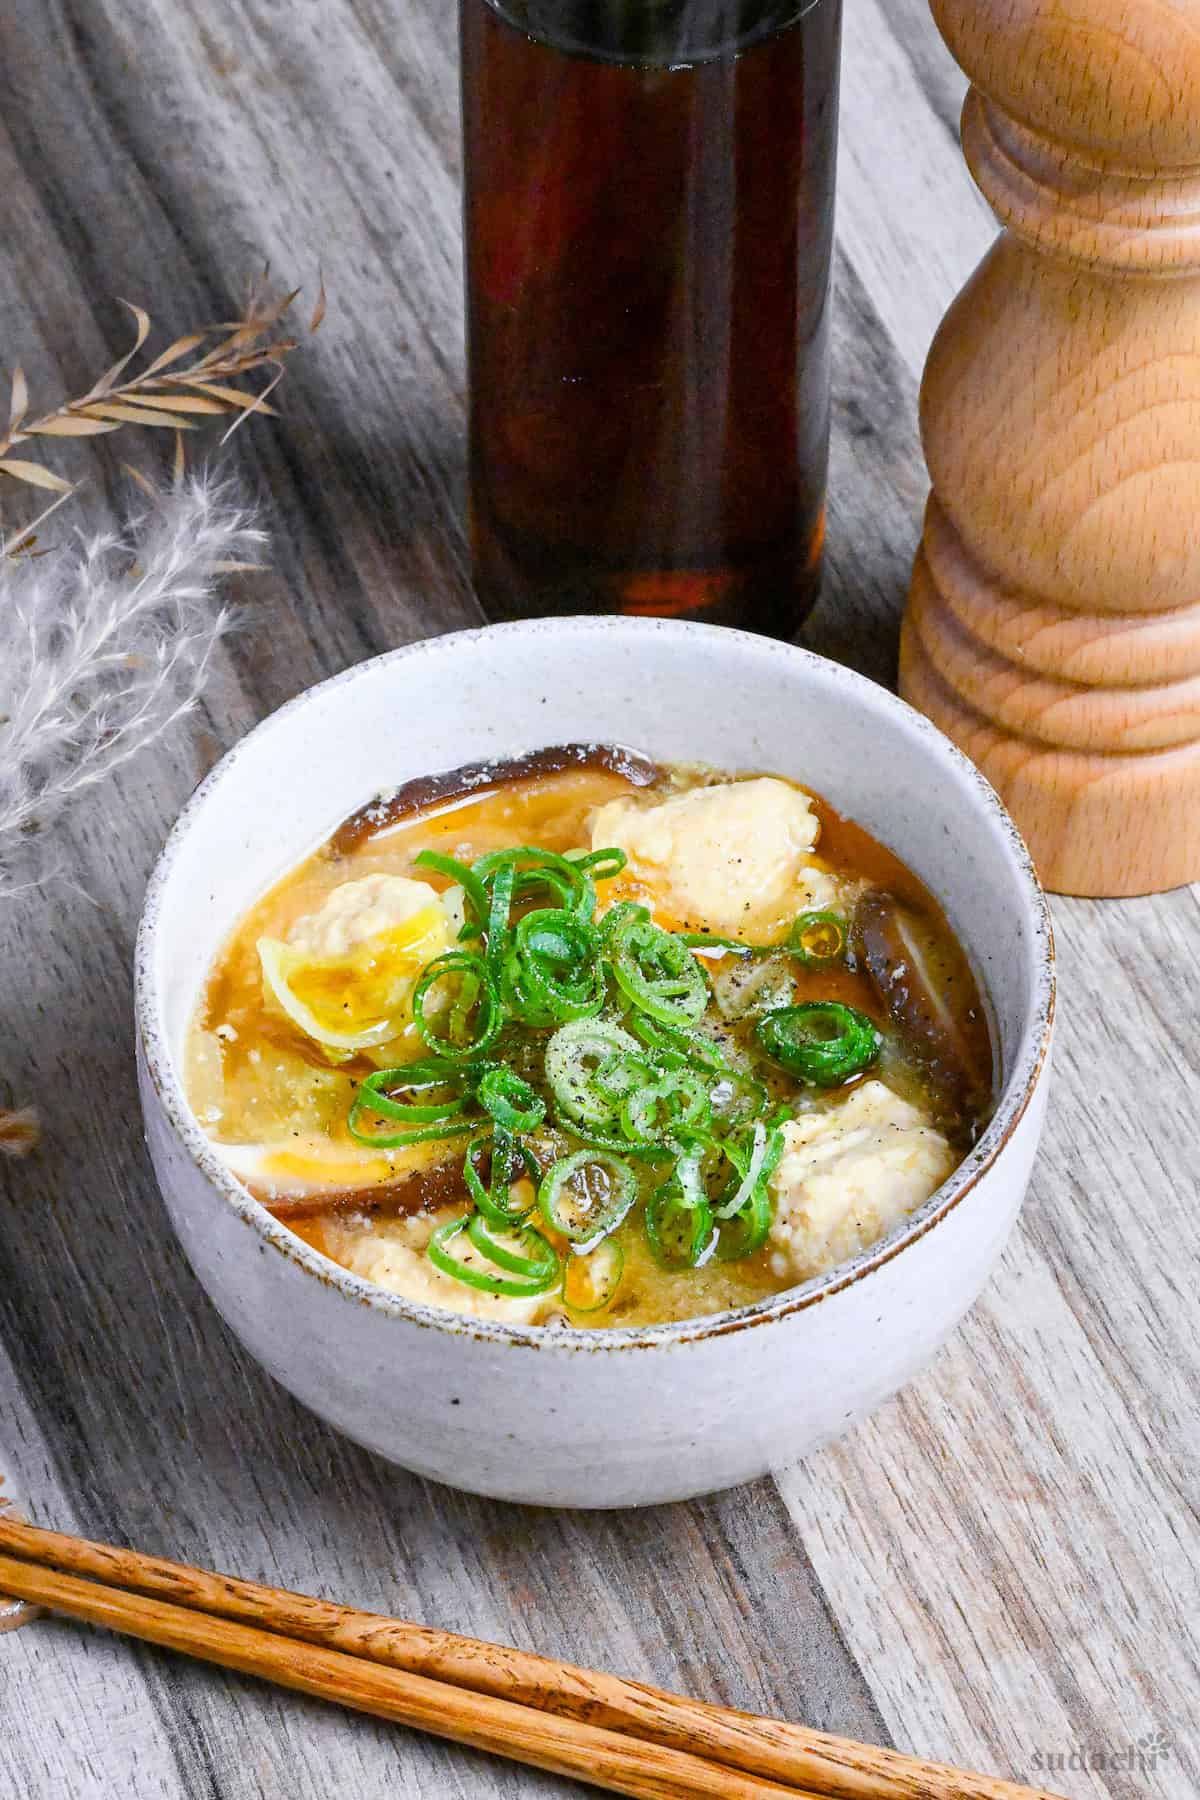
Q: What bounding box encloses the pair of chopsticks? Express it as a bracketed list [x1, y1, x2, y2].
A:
[0, 1514, 1063, 1800]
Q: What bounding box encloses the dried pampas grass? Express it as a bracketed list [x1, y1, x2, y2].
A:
[0, 475, 264, 898]
[0, 476, 264, 1152]
[0, 277, 320, 1151]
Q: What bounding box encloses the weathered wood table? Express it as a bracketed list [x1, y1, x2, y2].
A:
[1, 3, 1196, 1796]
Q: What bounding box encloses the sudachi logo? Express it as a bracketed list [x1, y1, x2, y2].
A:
[1029, 1729, 1172, 1778]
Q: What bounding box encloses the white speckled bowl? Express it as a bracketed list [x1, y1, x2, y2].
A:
[136, 617, 1054, 1507]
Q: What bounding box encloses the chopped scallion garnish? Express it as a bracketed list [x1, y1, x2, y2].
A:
[412, 950, 503, 1062]
[608, 914, 709, 1027]
[754, 1002, 879, 1086]
[562, 1238, 625, 1313]
[788, 910, 848, 968]
[323, 837, 883, 1295]
[538, 1149, 638, 1248]
[428, 1214, 560, 1297]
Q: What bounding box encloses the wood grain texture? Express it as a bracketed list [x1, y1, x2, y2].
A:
[0, 1516, 1073, 1800]
[900, 0, 1200, 895]
[0, 3, 1197, 1799]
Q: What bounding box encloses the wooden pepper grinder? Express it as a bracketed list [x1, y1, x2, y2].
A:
[900, 0, 1200, 897]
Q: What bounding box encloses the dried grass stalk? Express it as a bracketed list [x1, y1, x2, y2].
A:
[0, 274, 323, 548]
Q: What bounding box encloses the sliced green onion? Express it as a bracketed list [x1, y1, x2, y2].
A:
[349, 1101, 478, 1151]
[714, 1181, 773, 1261]
[345, 830, 872, 1304]
[755, 1002, 880, 1086]
[562, 1239, 625, 1313]
[502, 908, 605, 1026]
[467, 1212, 559, 1279]
[712, 1120, 783, 1219]
[608, 915, 709, 1027]
[412, 950, 503, 1062]
[788, 911, 848, 968]
[677, 931, 757, 956]
[538, 1149, 638, 1247]
[349, 1058, 471, 1124]
[645, 1180, 715, 1269]
[598, 900, 651, 943]
[518, 907, 600, 979]
[496, 949, 542, 1026]
[473, 847, 596, 919]
[545, 1018, 645, 1129]
[624, 1013, 691, 1072]
[463, 1130, 537, 1227]
[347, 1060, 479, 1147]
[513, 865, 577, 911]
[428, 1214, 559, 1297]
[477, 1066, 545, 1133]
[619, 1070, 710, 1145]
[570, 1126, 674, 1165]
[626, 1012, 734, 1075]
[569, 846, 627, 881]
[413, 850, 489, 939]
[484, 858, 516, 982]
[591, 1047, 653, 1108]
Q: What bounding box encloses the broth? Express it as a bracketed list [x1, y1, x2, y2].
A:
[186, 752, 993, 1328]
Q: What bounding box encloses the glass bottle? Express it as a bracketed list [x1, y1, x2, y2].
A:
[460, 0, 843, 636]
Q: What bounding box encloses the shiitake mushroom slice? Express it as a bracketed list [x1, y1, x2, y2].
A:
[332, 743, 661, 854]
[261, 1133, 553, 1225]
[257, 1155, 471, 1223]
[854, 889, 992, 1117]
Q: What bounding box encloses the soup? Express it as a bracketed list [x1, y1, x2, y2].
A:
[185, 748, 994, 1329]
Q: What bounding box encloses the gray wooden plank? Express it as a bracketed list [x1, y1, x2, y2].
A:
[2, 0, 1198, 1797]
[808, 247, 929, 689]
[798, 17, 1200, 1800]
[0, 2, 894, 1791]
[0, 998, 889, 1795]
[796, 13, 1200, 1798]
[834, 0, 994, 384]
[0, 1341, 195, 1800]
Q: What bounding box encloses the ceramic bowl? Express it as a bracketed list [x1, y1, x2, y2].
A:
[136, 617, 1054, 1507]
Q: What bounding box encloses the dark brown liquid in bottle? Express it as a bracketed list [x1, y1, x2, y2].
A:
[460, 0, 843, 635]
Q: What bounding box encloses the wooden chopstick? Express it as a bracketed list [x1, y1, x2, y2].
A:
[0, 1549, 800, 1800]
[0, 1517, 1065, 1800]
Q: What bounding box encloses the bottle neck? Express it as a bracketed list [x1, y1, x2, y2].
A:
[481, 0, 824, 65]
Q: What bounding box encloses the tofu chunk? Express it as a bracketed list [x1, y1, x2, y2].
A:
[590, 778, 842, 941]
[288, 874, 446, 957]
[340, 1211, 562, 1327]
[767, 1080, 957, 1283]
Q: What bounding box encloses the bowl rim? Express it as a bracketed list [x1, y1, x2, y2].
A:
[135, 615, 1056, 1354]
